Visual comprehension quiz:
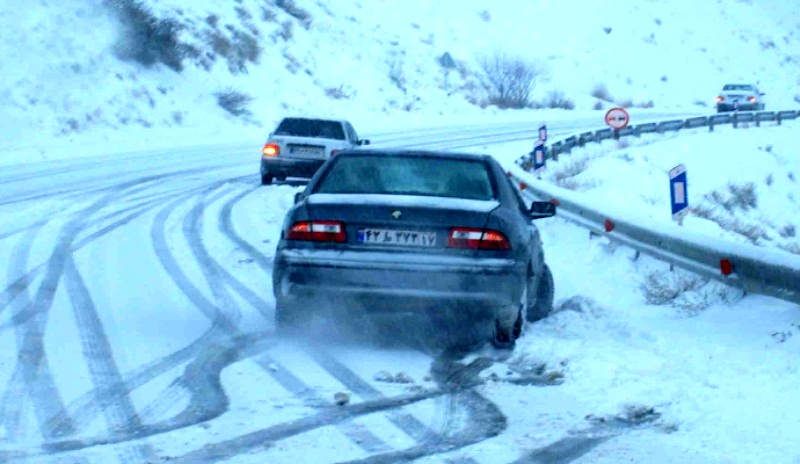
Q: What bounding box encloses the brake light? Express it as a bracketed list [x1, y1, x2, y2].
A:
[263, 143, 280, 157]
[287, 221, 345, 242]
[747, 96, 757, 103]
[716, 96, 724, 102]
[447, 228, 511, 250]
[331, 149, 341, 156]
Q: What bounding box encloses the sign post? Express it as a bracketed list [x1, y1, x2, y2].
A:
[669, 164, 688, 225]
[533, 142, 545, 174]
[528, 124, 547, 176]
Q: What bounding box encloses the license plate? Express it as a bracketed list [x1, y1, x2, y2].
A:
[357, 229, 437, 247]
[290, 146, 324, 157]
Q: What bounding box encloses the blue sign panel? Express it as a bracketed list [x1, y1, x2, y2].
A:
[669, 164, 688, 220]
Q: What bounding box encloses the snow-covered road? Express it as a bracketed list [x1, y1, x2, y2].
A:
[1, 114, 797, 464]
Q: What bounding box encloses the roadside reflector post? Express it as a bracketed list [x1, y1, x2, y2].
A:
[669, 164, 688, 225]
[720, 259, 734, 276]
[519, 181, 527, 191]
[604, 219, 615, 232]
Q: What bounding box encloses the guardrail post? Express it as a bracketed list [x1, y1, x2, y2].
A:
[732, 112, 738, 129]
[777, 113, 782, 126]
[709, 118, 714, 132]
[613, 129, 619, 140]
[755, 113, 761, 127]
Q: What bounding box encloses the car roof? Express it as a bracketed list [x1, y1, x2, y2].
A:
[333, 148, 495, 162]
[278, 116, 349, 125]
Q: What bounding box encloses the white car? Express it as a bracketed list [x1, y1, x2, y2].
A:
[716, 83, 766, 112]
[260, 117, 370, 185]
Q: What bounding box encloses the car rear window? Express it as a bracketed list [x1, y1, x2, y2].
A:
[722, 84, 754, 91]
[313, 154, 496, 200]
[274, 118, 346, 140]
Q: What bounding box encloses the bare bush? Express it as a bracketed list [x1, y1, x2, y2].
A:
[591, 83, 612, 101]
[388, 57, 406, 93]
[279, 21, 294, 40]
[641, 270, 741, 314]
[479, 53, 546, 109]
[593, 101, 604, 110]
[780, 224, 797, 238]
[478, 10, 491, 22]
[276, 0, 312, 29]
[543, 90, 575, 110]
[107, 0, 193, 72]
[691, 205, 769, 243]
[553, 158, 589, 189]
[324, 85, 352, 100]
[215, 89, 254, 116]
[617, 98, 633, 108]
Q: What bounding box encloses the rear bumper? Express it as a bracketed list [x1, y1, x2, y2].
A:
[261, 157, 325, 178]
[717, 103, 759, 112]
[273, 248, 524, 319]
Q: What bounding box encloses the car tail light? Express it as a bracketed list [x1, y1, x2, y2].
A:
[263, 143, 280, 157]
[716, 96, 724, 102]
[287, 221, 346, 242]
[747, 96, 757, 102]
[447, 228, 511, 250]
[331, 149, 341, 156]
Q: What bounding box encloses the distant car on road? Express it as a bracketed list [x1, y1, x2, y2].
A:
[716, 83, 765, 112]
[272, 149, 556, 350]
[260, 117, 370, 185]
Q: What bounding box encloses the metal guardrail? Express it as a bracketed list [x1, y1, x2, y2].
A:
[512, 110, 800, 305]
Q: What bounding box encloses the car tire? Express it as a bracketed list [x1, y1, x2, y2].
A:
[526, 264, 554, 323]
[261, 174, 274, 185]
[491, 308, 522, 350]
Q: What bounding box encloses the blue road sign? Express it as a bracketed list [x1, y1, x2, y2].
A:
[669, 164, 688, 221]
[533, 144, 546, 173]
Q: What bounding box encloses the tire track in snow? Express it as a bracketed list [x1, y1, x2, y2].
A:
[218, 185, 273, 273]
[62, 255, 157, 463]
[0, 183, 128, 442]
[0, 174, 226, 445]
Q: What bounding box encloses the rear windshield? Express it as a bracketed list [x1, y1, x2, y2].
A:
[274, 118, 346, 140]
[722, 84, 754, 91]
[313, 155, 496, 200]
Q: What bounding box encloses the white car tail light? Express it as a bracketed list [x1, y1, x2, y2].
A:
[447, 227, 511, 250]
[287, 221, 346, 242]
[263, 143, 280, 157]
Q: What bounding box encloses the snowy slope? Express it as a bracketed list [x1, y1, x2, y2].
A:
[1, 0, 799, 163]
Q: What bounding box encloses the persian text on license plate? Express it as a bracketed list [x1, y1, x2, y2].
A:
[357, 229, 436, 247]
[291, 146, 324, 156]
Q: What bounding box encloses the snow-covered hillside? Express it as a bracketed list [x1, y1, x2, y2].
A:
[1, 0, 799, 161]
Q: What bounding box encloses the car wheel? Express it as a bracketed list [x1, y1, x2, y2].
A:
[491, 309, 521, 350]
[261, 174, 274, 185]
[526, 264, 554, 323]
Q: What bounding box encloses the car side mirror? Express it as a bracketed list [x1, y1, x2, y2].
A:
[359, 139, 371, 146]
[529, 201, 556, 219]
[294, 192, 304, 204]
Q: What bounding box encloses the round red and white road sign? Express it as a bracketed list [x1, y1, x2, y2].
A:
[605, 107, 630, 129]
